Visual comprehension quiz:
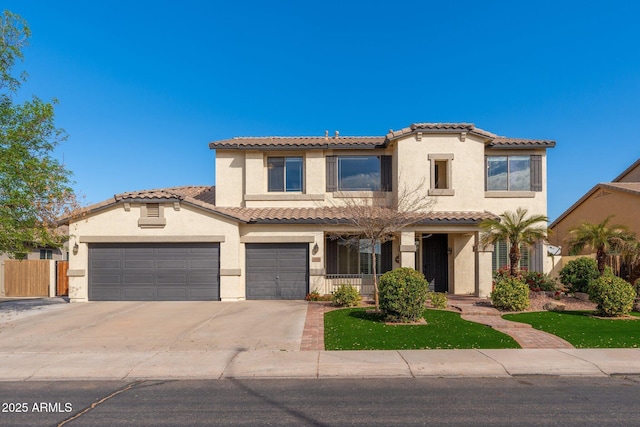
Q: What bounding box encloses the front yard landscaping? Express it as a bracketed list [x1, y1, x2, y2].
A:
[324, 308, 520, 350]
[503, 311, 640, 348]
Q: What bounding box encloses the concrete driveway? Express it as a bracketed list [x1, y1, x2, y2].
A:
[0, 300, 309, 352]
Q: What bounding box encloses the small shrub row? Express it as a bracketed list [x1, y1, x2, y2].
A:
[331, 284, 362, 307]
[493, 267, 556, 292]
[428, 292, 448, 309]
[558, 257, 600, 294]
[588, 272, 635, 317]
[491, 276, 530, 311]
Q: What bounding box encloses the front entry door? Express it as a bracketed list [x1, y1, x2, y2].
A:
[423, 234, 448, 293]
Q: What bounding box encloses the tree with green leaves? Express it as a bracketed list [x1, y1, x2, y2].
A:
[566, 216, 637, 274]
[480, 207, 549, 277]
[1, 10, 77, 258]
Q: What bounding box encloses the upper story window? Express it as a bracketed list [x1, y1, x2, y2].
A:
[326, 155, 392, 192]
[428, 153, 454, 196]
[268, 157, 303, 192]
[486, 155, 542, 192]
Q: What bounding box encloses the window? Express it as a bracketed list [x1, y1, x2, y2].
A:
[326, 155, 392, 192]
[268, 157, 303, 192]
[486, 155, 542, 192]
[491, 240, 530, 271]
[338, 156, 381, 191]
[326, 237, 392, 275]
[40, 249, 53, 260]
[337, 239, 381, 274]
[428, 154, 454, 195]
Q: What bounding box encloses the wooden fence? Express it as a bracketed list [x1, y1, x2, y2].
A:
[4, 260, 50, 297]
[56, 261, 69, 296]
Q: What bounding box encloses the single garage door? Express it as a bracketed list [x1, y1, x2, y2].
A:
[245, 243, 308, 300]
[89, 243, 219, 301]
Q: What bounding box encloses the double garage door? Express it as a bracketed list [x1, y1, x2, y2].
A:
[88, 242, 308, 301]
[89, 243, 220, 301]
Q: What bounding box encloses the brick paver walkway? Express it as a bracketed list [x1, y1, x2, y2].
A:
[447, 296, 575, 349]
[301, 297, 575, 350]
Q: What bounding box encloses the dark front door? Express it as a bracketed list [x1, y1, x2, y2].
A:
[423, 234, 448, 293]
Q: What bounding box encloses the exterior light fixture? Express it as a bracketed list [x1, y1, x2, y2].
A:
[312, 243, 319, 255]
[73, 242, 79, 255]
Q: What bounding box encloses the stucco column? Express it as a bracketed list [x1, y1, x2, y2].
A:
[475, 232, 493, 298]
[399, 231, 416, 270]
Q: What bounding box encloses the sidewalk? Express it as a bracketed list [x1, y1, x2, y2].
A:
[2, 348, 640, 380]
[1, 298, 640, 381]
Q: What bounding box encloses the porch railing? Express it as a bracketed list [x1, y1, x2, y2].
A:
[323, 274, 383, 297]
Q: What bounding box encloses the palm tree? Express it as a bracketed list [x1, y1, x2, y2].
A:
[566, 216, 637, 274]
[480, 207, 549, 277]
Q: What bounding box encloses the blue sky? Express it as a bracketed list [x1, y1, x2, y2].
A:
[4, 1, 640, 221]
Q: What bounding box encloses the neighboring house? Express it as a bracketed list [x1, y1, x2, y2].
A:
[549, 158, 640, 256]
[61, 123, 555, 302]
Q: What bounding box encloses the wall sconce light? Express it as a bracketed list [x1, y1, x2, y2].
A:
[312, 243, 319, 255]
[73, 242, 79, 255]
[447, 247, 452, 255]
[395, 255, 400, 264]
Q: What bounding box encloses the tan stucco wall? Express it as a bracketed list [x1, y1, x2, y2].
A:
[67, 202, 241, 302]
[550, 188, 640, 256]
[214, 151, 245, 206]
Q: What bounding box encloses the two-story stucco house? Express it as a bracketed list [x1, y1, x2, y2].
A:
[62, 123, 555, 302]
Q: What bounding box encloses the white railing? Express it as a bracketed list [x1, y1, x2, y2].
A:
[323, 274, 383, 297]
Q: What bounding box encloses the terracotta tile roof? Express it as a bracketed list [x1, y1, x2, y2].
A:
[488, 137, 556, 148]
[211, 207, 496, 224]
[209, 136, 386, 150]
[115, 185, 215, 202]
[386, 123, 498, 140]
[61, 186, 216, 223]
[209, 123, 555, 150]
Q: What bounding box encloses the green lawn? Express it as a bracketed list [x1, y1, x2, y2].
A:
[503, 311, 640, 348]
[324, 308, 520, 350]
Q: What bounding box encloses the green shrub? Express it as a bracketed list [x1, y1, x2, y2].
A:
[491, 276, 530, 311]
[305, 290, 321, 301]
[429, 292, 448, 309]
[587, 273, 635, 317]
[521, 270, 556, 291]
[331, 284, 362, 307]
[379, 268, 429, 322]
[493, 267, 556, 292]
[559, 257, 600, 294]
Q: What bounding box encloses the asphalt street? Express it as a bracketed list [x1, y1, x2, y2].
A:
[2, 377, 640, 427]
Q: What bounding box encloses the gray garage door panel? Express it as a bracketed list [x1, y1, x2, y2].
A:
[89, 243, 219, 301]
[246, 243, 308, 300]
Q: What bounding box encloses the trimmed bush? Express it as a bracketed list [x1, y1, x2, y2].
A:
[379, 268, 429, 322]
[429, 292, 448, 309]
[331, 284, 362, 307]
[587, 273, 635, 317]
[493, 267, 556, 292]
[559, 257, 600, 294]
[522, 270, 557, 292]
[491, 276, 530, 311]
